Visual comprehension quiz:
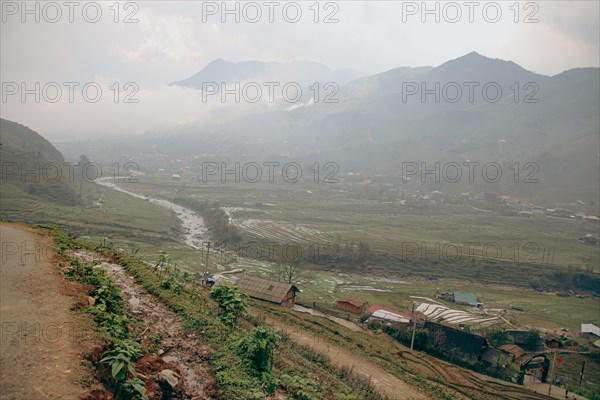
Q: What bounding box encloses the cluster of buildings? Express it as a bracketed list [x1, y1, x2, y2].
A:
[223, 274, 600, 388]
[403, 190, 600, 222]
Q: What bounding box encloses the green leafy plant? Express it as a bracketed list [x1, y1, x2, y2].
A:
[210, 283, 248, 327]
[237, 325, 280, 374]
[100, 339, 147, 400]
[484, 328, 514, 347]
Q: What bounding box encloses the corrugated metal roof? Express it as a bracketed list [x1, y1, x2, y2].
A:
[453, 292, 478, 306]
[369, 304, 412, 318]
[237, 275, 298, 304]
[371, 310, 411, 323]
[498, 344, 526, 358]
[582, 323, 600, 336]
[368, 304, 397, 314]
[337, 296, 367, 308]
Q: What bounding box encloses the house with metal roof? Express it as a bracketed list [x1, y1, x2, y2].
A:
[336, 296, 368, 314]
[237, 275, 299, 308]
[368, 305, 412, 324]
[453, 292, 479, 307]
[498, 344, 526, 361]
[581, 323, 600, 339]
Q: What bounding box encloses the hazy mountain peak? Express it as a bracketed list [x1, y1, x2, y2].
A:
[429, 51, 547, 82]
[463, 50, 485, 58]
[171, 59, 365, 88]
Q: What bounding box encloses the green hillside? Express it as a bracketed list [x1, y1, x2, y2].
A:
[1, 118, 80, 205]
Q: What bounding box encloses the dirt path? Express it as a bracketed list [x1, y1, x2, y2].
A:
[0, 223, 86, 399]
[398, 348, 553, 400]
[69, 250, 215, 399]
[267, 318, 431, 400]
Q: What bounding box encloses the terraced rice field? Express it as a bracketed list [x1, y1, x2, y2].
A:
[232, 217, 330, 244]
[416, 302, 501, 327]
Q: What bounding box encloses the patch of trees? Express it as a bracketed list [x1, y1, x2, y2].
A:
[370, 320, 521, 382]
[484, 328, 514, 347]
[530, 270, 600, 295]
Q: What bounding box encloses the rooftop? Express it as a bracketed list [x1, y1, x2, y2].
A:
[498, 344, 526, 359]
[337, 296, 368, 308]
[371, 310, 411, 324]
[453, 292, 479, 306]
[237, 275, 298, 304]
[582, 323, 600, 337]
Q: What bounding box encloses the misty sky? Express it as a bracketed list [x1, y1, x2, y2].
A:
[1, 0, 599, 141]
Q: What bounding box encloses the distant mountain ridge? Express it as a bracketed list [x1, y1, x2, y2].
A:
[170, 59, 365, 88]
[60, 52, 600, 203]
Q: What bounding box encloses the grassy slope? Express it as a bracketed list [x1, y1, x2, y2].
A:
[1, 180, 180, 246]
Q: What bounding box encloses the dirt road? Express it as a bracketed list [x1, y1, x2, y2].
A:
[0, 223, 86, 399]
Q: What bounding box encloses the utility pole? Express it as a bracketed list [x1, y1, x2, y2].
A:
[410, 302, 417, 352]
[547, 350, 557, 396]
[203, 242, 211, 284]
[578, 360, 586, 393]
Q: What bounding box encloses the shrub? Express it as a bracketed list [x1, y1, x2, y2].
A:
[210, 283, 248, 327]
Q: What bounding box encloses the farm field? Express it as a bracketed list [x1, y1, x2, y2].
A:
[128, 173, 600, 270]
[226, 259, 600, 329]
[2, 173, 598, 332]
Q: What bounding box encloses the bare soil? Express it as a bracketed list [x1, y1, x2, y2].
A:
[0, 223, 91, 399]
[68, 250, 216, 399]
[267, 318, 431, 400]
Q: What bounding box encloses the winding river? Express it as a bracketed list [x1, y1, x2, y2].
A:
[95, 178, 208, 250]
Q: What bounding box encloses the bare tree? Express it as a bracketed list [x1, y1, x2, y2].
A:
[276, 261, 304, 284]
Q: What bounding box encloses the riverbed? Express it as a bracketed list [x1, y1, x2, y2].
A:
[95, 178, 208, 249]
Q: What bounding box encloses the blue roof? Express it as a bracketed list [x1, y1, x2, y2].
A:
[453, 292, 478, 306]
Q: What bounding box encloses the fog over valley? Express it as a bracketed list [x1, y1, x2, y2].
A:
[1, 2, 599, 400]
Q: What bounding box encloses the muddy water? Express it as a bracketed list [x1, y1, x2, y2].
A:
[95, 178, 207, 249]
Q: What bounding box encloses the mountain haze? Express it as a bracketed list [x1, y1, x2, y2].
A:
[171, 59, 364, 88]
[59, 52, 600, 202]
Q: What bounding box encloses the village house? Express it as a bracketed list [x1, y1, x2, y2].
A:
[452, 292, 480, 307]
[237, 275, 299, 308]
[498, 344, 526, 362]
[579, 234, 600, 245]
[336, 296, 368, 314]
[544, 337, 563, 349]
[483, 192, 501, 203]
[368, 304, 412, 324]
[498, 195, 532, 207]
[581, 323, 600, 339]
[545, 208, 572, 218]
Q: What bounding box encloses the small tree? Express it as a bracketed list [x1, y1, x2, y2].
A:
[525, 329, 541, 348]
[237, 325, 280, 374]
[209, 283, 248, 327]
[154, 253, 170, 278]
[486, 328, 514, 347]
